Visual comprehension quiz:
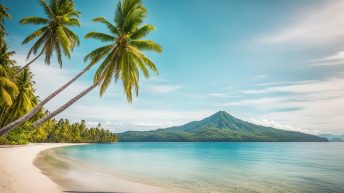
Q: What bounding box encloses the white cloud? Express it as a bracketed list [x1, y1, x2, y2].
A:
[209, 93, 229, 97]
[186, 94, 205, 99]
[241, 89, 268, 94]
[238, 77, 343, 95]
[258, 0, 344, 45]
[148, 85, 182, 93]
[223, 77, 344, 134]
[310, 51, 344, 66]
[249, 119, 318, 134]
[208, 92, 240, 98]
[220, 97, 287, 108]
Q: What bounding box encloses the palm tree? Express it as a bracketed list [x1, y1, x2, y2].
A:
[20, 0, 80, 69]
[0, 69, 38, 127]
[31, 0, 162, 128]
[0, 4, 11, 43]
[0, 44, 16, 67]
[0, 65, 18, 108]
[0, 0, 82, 136]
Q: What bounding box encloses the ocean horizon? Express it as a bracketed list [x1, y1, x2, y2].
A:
[43, 142, 344, 193]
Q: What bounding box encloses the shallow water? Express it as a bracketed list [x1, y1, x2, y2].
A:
[54, 142, 344, 193]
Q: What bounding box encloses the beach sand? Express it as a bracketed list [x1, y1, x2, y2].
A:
[0, 143, 166, 193]
[0, 143, 72, 193]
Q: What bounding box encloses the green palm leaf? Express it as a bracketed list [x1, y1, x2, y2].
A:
[130, 40, 162, 53]
[19, 16, 48, 24]
[84, 32, 115, 42]
[93, 17, 120, 35]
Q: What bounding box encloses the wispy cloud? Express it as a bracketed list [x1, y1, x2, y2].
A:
[257, 0, 344, 45]
[208, 92, 241, 98]
[249, 119, 318, 134]
[148, 85, 182, 93]
[219, 97, 288, 108]
[221, 77, 344, 134]
[186, 94, 205, 99]
[310, 51, 344, 66]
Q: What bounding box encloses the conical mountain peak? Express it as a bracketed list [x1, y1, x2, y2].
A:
[203, 111, 236, 129]
[211, 111, 231, 118]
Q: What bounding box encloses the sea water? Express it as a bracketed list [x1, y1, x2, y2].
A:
[54, 142, 344, 193]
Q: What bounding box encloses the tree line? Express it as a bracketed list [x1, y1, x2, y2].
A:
[0, 119, 116, 145]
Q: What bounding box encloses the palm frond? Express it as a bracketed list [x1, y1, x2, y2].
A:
[43, 38, 54, 64]
[93, 17, 119, 35]
[84, 32, 115, 42]
[38, 0, 54, 18]
[99, 56, 116, 96]
[93, 49, 117, 84]
[129, 45, 158, 74]
[63, 10, 81, 18]
[130, 24, 155, 40]
[0, 77, 18, 91]
[0, 87, 13, 106]
[84, 44, 113, 64]
[130, 40, 162, 53]
[62, 26, 80, 47]
[21, 26, 49, 44]
[19, 16, 49, 25]
[56, 26, 71, 58]
[64, 18, 80, 27]
[129, 49, 149, 78]
[54, 41, 63, 66]
[26, 30, 48, 59]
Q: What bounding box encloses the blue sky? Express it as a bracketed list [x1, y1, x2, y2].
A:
[3, 0, 344, 134]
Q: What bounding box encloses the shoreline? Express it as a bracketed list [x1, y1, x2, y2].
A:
[0, 143, 78, 193]
[36, 144, 169, 193]
[0, 143, 167, 193]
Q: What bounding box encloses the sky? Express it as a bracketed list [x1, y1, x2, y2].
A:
[2, 0, 344, 134]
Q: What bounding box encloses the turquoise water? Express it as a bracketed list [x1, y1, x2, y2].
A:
[57, 143, 344, 193]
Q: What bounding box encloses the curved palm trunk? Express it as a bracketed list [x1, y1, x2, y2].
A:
[0, 66, 90, 136]
[32, 82, 98, 128]
[20, 50, 44, 72]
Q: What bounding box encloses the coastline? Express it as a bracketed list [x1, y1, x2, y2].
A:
[0, 143, 77, 193]
[0, 143, 167, 193]
[36, 144, 169, 193]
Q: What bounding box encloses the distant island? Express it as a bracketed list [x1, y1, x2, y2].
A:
[318, 134, 344, 142]
[118, 111, 328, 142]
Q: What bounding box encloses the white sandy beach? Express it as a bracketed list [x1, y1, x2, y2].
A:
[0, 143, 167, 193]
[0, 143, 71, 193]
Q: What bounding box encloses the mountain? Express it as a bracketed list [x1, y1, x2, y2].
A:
[318, 134, 344, 142]
[118, 111, 328, 142]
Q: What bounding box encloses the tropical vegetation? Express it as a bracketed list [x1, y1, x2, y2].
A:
[0, 119, 117, 145]
[0, 0, 145, 144]
[0, 0, 161, 139]
[0, 0, 83, 135]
